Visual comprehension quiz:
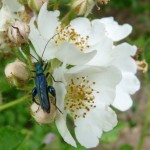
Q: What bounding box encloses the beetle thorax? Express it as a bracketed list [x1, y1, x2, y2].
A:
[36, 63, 43, 75]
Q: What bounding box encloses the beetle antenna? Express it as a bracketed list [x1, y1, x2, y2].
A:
[21, 47, 39, 62]
[30, 54, 39, 62]
[41, 33, 59, 59]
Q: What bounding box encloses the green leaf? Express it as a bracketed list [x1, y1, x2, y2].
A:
[119, 144, 134, 150]
[101, 122, 127, 143]
[0, 127, 25, 150]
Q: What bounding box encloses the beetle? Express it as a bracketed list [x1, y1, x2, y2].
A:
[31, 34, 62, 114]
[32, 62, 59, 113]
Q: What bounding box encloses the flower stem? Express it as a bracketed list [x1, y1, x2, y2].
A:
[61, 10, 74, 24]
[0, 96, 29, 112]
[137, 85, 150, 150]
[53, 0, 61, 10]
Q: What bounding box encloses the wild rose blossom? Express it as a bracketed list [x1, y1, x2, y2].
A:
[52, 65, 121, 148]
[70, 17, 140, 111]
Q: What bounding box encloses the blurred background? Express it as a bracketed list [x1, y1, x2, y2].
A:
[0, 0, 150, 150]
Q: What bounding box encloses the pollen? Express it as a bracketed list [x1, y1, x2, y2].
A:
[54, 24, 90, 52]
[65, 76, 98, 119]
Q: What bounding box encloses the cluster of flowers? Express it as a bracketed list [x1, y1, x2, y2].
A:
[1, 0, 140, 148]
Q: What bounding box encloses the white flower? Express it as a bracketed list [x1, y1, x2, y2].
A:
[52, 65, 121, 148]
[29, 2, 97, 65]
[70, 17, 140, 111]
[108, 43, 140, 111]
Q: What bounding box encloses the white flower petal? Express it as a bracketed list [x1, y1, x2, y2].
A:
[53, 67, 67, 111]
[70, 17, 91, 36]
[74, 104, 117, 148]
[75, 120, 102, 148]
[54, 83, 66, 111]
[29, 18, 46, 56]
[99, 17, 132, 41]
[38, 2, 60, 39]
[89, 20, 108, 45]
[66, 66, 121, 90]
[121, 73, 140, 95]
[91, 104, 118, 132]
[112, 73, 140, 111]
[70, 18, 106, 45]
[29, 18, 57, 59]
[111, 43, 137, 74]
[55, 114, 77, 147]
[112, 89, 133, 111]
[55, 42, 97, 65]
[87, 37, 113, 66]
[88, 21, 108, 45]
[41, 41, 58, 60]
[112, 42, 137, 56]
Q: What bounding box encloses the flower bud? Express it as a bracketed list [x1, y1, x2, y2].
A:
[97, 0, 110, 4]
[27, 0, 46, 13]
[8, 21, 30, 44]
[136, 60, 148, 73]
[72, 0, 94, 16]
[5, 60, 30, 87]
[31, 102, 56, 124]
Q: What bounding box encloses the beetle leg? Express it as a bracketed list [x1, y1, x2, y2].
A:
[46, 72, 62, 82]
[48, 73, 62, 83]
[46, 72, 49, 78]
[48, 86, 63, 114]
[32, 88, 40, 105]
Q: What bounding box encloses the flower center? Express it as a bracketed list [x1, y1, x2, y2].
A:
[54, 24, 90, 51]
[65, 76, 99, 119]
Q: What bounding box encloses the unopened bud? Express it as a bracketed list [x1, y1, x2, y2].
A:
[8, 21, 30, 44]
[27, 0, 46, 13]
[31, 102, 56, 124]
[5, 60, 30, 87]
[97, 0, 110, 4]
[72, 0, 94, 16]
[136, 60, 148, 73]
